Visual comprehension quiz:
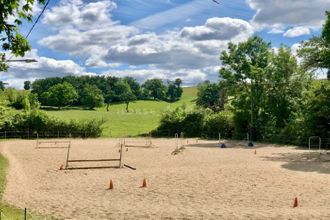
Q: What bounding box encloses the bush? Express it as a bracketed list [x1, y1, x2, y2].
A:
[1, 110, 105, 138]
[203, 111, 234, 139]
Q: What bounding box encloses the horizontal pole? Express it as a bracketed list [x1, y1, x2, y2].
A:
[38, 141, 71, 144]
[66, 166, 120, 170]
[67, 158, 120, 162]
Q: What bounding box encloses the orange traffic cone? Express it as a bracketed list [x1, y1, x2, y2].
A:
[254, 149, 257, 155]
[293, 197, 298, 208]
[109, 179, 114, 190]
[59, 164, 64, 170]
[141, 178, 147, 188]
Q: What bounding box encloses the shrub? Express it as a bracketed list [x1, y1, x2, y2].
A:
[1, 110, 105, 138]
[203, 111, 234, 139]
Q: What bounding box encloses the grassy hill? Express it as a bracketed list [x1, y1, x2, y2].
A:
[44, 87, 197, 137]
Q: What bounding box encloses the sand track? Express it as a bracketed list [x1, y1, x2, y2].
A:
[1, 139, 330, 219]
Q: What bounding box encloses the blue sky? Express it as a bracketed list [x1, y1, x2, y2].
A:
[2, 0, 329, 88]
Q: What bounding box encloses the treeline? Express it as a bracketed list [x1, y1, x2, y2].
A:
[153, 11, 330, 147]
[28, 76, 183, 111]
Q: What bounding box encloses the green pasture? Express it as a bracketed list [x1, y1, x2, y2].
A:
[44, 87, 197, 137]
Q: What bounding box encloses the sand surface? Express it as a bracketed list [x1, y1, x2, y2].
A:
[1, 138, 330, 220]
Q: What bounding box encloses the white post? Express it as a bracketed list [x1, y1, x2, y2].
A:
[119, 142, 123, 168]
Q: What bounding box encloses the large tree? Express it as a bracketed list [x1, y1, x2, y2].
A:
[166, 78, 183, 102]
[142, 78, 166, 100]
[196, 81, 221, 111]
[0, 0, 46, 71]
[220, 36, 270, 140]
[81, 84, 104, 110]
[41, 82, 78, 109]
[298, 11, 330, 79]
[115, 81, 136, 112]
[265, 47, 310, 132]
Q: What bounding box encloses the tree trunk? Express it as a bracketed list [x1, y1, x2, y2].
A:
[126, 102, 129, 112]
[327, 69, 330, 80]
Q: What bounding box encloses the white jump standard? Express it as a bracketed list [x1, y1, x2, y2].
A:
[65, 140, 123, 170]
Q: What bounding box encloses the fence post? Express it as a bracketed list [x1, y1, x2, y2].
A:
[4, 131, 6, 139]
[24, 208, 27, 220]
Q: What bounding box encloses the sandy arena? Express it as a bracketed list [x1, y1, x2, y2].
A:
[1, 138, 330, 219]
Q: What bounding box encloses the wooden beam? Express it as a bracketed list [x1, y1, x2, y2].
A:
[67, 158, 120, 162]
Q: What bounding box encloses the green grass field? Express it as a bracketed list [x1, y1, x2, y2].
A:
[45, 87, 197, 137]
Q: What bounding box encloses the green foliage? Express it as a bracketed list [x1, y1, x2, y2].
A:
[298, 11, 330, 79]
[166, 78, 183, 102]
[153, 106, 234, 138]
[303, 81, 330, 139]
[142, 78, 166, 100]
[24, 80, 31, 90]
[3, 88, 39, 110]
[114, 80, 136, 112]
[45, 87, 197, 137]
[0, 81, 5, 90]
[41, 82, 78, 109]
[220, 36, 271, 139]
[81, 84, 104, 110]
[196, 81, 221, 111]
[2, 110, 105, 138]
[31, 76, 183, 107]
[0, 0, 46, 71]
[204, 111, 234, 139]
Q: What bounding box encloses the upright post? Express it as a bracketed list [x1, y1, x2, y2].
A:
[119, 141, 123, 168]
[24, 208, 27, 220]
[65, 142, 72, 169]
[57, 130, 60, 138]
[36, 133, 39, 148]
[175, 133, 179, 149]
[4, 131, 6, 139]
[219, 133, 221, 143]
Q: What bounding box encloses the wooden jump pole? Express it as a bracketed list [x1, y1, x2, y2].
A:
[65, 141, 71, 169]
[119, 140, 123, 168]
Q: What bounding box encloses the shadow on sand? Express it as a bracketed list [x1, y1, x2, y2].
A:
[262, 151, 330, 174]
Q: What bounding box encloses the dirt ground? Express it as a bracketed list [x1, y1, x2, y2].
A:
[1, 138, 330, 220]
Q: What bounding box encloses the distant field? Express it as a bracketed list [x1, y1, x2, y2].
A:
[44, 87, 197, 137]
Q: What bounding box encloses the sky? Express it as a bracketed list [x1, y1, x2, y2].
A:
[1, 0, 330, 88]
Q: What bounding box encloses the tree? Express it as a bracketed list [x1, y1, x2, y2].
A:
[142, 78, 166, 100]
[166, 78, 183, 102]
[81, 84, 104, 110]
[0, 81, 5, 90]
[0, 0, 46, 71]
[123, 77, 141, 98]
[298, 11, 330, 79]
[24, 81, 31, 90]
[196, 81, 221, 111]
[41, 82, 78, 109]
[265, 47, 310, 132]
[115, 81, 136, 112]
[220, 36, 271, 140]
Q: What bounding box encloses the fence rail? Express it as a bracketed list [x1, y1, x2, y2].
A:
[0, 131, 88, 139]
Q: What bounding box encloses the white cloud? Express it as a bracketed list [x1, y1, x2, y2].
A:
[247, 0, 330, 30]
[180, 17, 253, 41]
[37, 1, 254, 85]
[283, 26, 311, 38]
[0, 50, 95, 88]
[103, 17, 253, 70]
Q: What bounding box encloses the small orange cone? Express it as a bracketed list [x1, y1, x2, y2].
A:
[141, 178, 147, 188]
[293, 197, 298, 208]
[109, 179, 114, 190]
[254, 149, 257, 155]
[59, 164, 64, 170]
